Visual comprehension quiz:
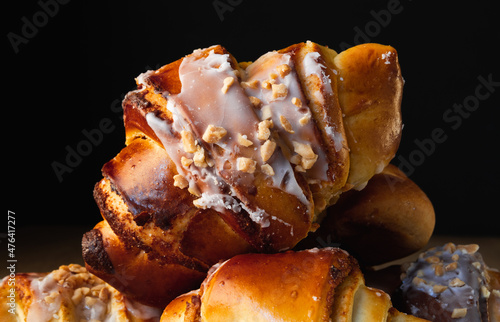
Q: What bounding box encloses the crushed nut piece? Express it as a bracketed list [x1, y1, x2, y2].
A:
[301, 154, 318, 170]
[181, 156, 194, 168]
[262, 79, 274, 89]
[202, 124, 227, 143]
[481, 285, 491, 298]
[261, 105, 272, 120]
[237, 157, 256, 173]
[269, 73, 278, 80]
[261, 164, 275, 176]
[290, 154, 302, 165]
[457, 244, 479, 254]
[99, 287, 110, 301]
[433, 263, 444, 277]
[193, 147, 208, 167]
[472, 262, 482, 270]
[449, 278, 466, 287]
[258, 120, 273, 141]
[452, 254, 460, 261]
[299, 114, 311, 126]
[221, 76, 235, 93]
[241, 79, 259, 89]
[293, 141, 316, 159]
[433, 284, 448, 293]
[181, 130, 198, 153]
[249, 96, 261, 107]
[173, 174, 189, 189]
[443, 242, 457, 253]
[291, 97, 302, 107]
[295, 165, 306, 172]
[445, 262, 458, 272]
[277, 64, 291, 77]
[261, 140, 277, 162]
[237, 133, 253, 147]
[412, 276, 426, 286]
[425, 256, 441, 264]
[280, 115, 295, 134]
[451, 308, 467, 318]
[271, 83, 288, 100]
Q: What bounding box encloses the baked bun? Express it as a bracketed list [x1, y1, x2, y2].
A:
[0, 264, 161, 322]
[161, 248, 429, 321]
[82, 41, 408, 307]
[397, 242, 500, 321]
[297, 164, 435, 266]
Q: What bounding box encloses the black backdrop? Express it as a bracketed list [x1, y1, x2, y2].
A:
[5, 0, 499, 236]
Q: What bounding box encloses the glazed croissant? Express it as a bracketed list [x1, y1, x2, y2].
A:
[0, 264, 161, 322]
[161, 248, 428, 321]
[82, 41, 412, 307]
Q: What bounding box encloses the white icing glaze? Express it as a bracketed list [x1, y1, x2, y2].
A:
[27, 274, 61, 322]
[145, 47, 312, 227]
[243, 51, 330, 183]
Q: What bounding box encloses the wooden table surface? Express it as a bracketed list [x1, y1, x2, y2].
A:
[5, 225, 499, 275]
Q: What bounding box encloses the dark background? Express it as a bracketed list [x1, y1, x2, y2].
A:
[5, 0, 499, 239]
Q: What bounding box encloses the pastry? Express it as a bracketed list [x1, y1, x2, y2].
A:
[161, 248, 428, 321]
[397, 242, 500, 321]
[298, 164, 435, 266]
[82, 41, 411, 307]
[0, 264, 161, 321]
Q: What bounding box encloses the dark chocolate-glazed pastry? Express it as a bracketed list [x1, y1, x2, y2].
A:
[398, 242, 500, 321]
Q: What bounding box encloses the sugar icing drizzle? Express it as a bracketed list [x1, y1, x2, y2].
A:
[142, 45, 334, 227]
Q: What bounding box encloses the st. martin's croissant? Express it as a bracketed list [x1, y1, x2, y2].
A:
[82, 41, 433, 307]
[161, 248, 428, 321]
[0, 264, 161, 321]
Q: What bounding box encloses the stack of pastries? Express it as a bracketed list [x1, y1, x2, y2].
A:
[3, 41, 498, 321]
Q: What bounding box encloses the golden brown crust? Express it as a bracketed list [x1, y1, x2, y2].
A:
[299, 164, 435, 266]
[161, 248, 429, 321]
[333, 43, 403, 190]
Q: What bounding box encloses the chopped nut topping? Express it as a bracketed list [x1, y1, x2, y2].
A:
[451, 308, 467, 318]
[277, 64, 291, 77]
[99, 287, 110, 301]
[271, 83, 288, 100]
[237, 133, 253, 147]
[291, 97, 302, 107]
[269, 73, 278, 80]
[492, 289, 500, 298]
[293, 141, 316, 159]
[290, 154, 302, 165]
[443, 242, 457, 253]
[84, 296, 98, 307]
[261, 105, 272, 120]
[202, 124, 227, 143]
[262, 79, 274, 90]
[261, 164, 275, 176]
[299, 114, 311, 126]
[295, 165, 306, 172]
[181, 156, 194, 168]
[249, 96, 261, 107]
[241, 79, 259, 89]
[433, 263, 444, 277]
[452, 254, 460, 261]
[261, 140, 276, 162]
[301, 154, 318, 170]
[237, 157, 256, 173]
[457, 244, 479, 254]
[433, 284, 448, 293]
[280, 115, 295, 133]
[425, 256, 441, 264]
[472, 261, 482, 270]
[173, 174, 189, 189]
[181, 130, 198, 153]
[481, 285, 491, 298]
[258, 120, 273, 140]
[221, 76, 235, 93]
[445, 262, 458, 272]
[449, 278, 466, 287]
[188, 186, 201, 197]
[193, 147, 208, 167]
[412, 276, 426, 286]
